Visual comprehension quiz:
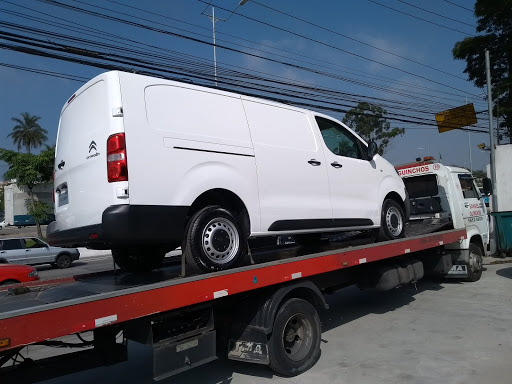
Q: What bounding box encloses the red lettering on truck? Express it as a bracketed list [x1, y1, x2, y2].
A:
[398, 165, 431, 176]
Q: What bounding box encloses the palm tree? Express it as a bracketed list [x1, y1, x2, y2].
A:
[8, 113, 48, 154]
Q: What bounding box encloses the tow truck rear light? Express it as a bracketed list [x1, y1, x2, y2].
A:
[107, 133, 128, 182]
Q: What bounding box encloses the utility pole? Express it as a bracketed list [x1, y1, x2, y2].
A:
[202, 1, 248, 88]
[208, 6, 221, 87]
[466, 97, 472, 173]
[486, 50, 498, 211]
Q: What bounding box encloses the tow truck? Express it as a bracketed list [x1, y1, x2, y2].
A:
[0, 226, 472, 381]
[397, 156, 489, 282]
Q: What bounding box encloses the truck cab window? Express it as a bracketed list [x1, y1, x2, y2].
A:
[315, 117, 363, 160]
[458, 175, 479, 199]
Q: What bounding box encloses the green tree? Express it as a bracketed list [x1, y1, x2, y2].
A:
[8, 112, 48, 154]
[452, 0, 512, 142]
[342, 102, 405, 155]
[0, 147, 54, 238]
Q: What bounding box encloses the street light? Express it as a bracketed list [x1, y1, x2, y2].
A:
[202, 1, 249, 87]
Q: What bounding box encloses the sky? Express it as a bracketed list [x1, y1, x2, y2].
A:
[0, 0, 495, 179]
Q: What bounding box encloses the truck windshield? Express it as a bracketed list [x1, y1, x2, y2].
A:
[403, 174, 438, 198]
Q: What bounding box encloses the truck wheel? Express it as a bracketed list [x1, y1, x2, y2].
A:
[466, 243, 483, 282]
[268, 298, 321, 377]
[377, 199, 405, 241]
[55, 253, 72, 269]
[112, 249, 164, 272]
[183, 206, 247, 272]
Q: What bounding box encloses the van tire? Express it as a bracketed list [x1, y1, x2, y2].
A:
[183, 205, 247, 272]
[112, 249, 164, 272]
[377, 199, 405, 241]
[466, 243, 483, 282]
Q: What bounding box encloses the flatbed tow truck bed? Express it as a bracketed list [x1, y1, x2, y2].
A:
[0, 228, 467, 380]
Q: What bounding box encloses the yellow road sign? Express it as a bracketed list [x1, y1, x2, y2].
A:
[435, 104, 477, 133]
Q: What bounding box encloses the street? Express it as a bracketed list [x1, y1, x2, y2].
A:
[0, 263, 510, 384]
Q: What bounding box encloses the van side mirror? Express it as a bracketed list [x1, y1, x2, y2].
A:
[482, 177, 492, 195]
[367, 141, 378, 159]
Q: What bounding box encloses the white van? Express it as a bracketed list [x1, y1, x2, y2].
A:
[47, 71, 408, 272]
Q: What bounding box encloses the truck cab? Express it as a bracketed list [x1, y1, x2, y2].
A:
[397, 157, 489, 281]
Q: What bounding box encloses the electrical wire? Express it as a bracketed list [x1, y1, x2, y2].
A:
[249, 0, 470, 81]
[442, 0, 474, 13]
[395, 0, 476, 28]
[368, 0, 475, 35]
[198, 0, 480, 96]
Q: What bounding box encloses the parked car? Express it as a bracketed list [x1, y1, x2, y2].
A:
[48, 71, 409, 273]
[14, 214, 56, 228]
[0, 237, 80, 268]
[0, 220, 6, 230]
[0, 264, 39, 285]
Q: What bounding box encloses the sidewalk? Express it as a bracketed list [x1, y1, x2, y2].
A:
[483, 254, 512, 265]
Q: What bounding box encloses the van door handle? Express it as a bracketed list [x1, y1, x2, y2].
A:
[58, 160, 65, 170]
[331, 162, 343, 168]
[308, 159, 321, 166]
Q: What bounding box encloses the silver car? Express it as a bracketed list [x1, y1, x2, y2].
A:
[0, 237, 80, 268]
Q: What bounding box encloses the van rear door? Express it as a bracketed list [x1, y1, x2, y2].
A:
[53, 72, 126, 232]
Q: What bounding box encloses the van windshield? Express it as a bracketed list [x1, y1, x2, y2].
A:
[403, 174, 438, 198]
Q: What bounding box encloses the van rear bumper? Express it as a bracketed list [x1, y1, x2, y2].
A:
[47, 205, 189, 249]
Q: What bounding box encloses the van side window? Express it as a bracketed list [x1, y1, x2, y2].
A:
[458, 174, 479, 199]
[315, 117, 363, 159]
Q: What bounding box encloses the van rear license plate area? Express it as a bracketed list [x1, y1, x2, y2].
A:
[58, 189, 69, 207]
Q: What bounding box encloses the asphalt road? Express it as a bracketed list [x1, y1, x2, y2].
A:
[2, 263, 512, 384]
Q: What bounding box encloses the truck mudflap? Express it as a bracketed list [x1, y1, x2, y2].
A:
[443, 249, 470, 279]
[228, 338, 269, 364]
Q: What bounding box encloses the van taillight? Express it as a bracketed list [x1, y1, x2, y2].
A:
[52, 170, 55, 203]
[107, 133, 128, 182]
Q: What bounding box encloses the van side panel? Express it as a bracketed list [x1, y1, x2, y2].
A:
[53, 73, 125, 232]
[241, 98, 332, 231]
[118, 74, 261, 232]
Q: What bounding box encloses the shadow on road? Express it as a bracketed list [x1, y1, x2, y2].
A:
[496, 266, 512, 279]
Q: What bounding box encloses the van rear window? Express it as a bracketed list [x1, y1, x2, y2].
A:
[403, 174, 438, 198]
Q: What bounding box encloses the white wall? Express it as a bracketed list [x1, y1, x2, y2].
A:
[495, 144, 512, 212]
[3, 183, 53, 225]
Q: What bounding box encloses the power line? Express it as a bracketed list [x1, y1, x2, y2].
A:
[367, 0, 475, 35]
[0, 34, 489, 134]
[248, 0, 469, 81]
[33, 0, 484, 103]
[95, 0, 483, 104]
[395, 0, 476, 28]
[442, 0, 474, 13]
[198, 1, 481, 96]
[0, 62, 87, 82]
[0, 2, 489, 133]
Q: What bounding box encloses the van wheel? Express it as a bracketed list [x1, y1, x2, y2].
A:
[466, 243, 483, 282]
[183, 206, 247, 272]
[112, 249, 164, 272]
[377, 199, 405, 241]
[268, 298, 321, 377]
[55, 253, 72, 269]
